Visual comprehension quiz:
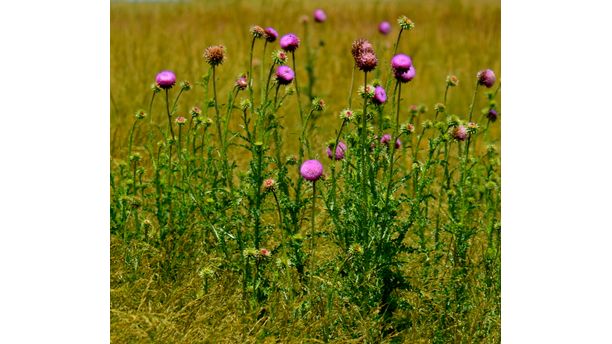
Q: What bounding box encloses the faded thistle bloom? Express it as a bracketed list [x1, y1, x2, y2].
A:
[263, 178, 276, 192]
[452, 125, 468, 141]
[275, 65, 295, 85]
[397, 15, 415, 30]
[259, 248, 271, 258]
[155, 70, 176, 89]
[250, 25, 265, 39]
[313, 9, 327, 23]
[264, 27, 278, 42]
[378, 21, 391, 35]
[190, 106, 201, 117]
[373, 86, 387, 105]
[326, 141, 347, 160]
[272, 50, 288, 65]
[280, 33, 300, 52]
[235, 75, 248, 90]
[311, 98, 325, 111]
[175, 116, 187, 125]
[352, 39, 377, 72]
[300, 159, 324, 181]
[447, 75, 459, 87]
[204, 45, 226, 66]
[477, 69, 496, 88]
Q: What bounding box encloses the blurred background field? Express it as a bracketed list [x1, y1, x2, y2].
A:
[111, 0, 500, 158]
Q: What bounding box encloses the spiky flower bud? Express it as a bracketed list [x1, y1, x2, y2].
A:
[129, 153, 141, 163]
[272, 50, 288, 65]
[339, 108, 354, 122]
[151, 83, 161, 94]
[434, 103, 446, 113]
[422, 120, 433, 129]
[284, 85, 295, 96]
[358, 84, 375, 99]
[447, 75, 459, 88]
[175, 116, 186, 125]
[311, 97, 325, 111]
[447, 115, 460, 127]
[418, 104, 428, 114]
[240, 99, 251, 111]
[135, 109, 146, 120]
[203, 45, 226, 66]
[348, 243, 364, 255]
[397, 15, 415, 30]
[250, 25, 265, 39]
[180, 80, 192, 91]
[190, 106, 201, 117]
[204, 117, 213, 127]
[467, 122, 478, 134]
[400, 123, 415, 135]
[263, 178, 276, 192]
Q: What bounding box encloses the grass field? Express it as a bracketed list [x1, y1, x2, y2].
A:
[111, 0, 501, 342]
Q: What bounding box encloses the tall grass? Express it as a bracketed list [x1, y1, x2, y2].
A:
[111, 0, 501, 342]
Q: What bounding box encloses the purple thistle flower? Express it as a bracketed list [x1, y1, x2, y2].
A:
[264, 27, 278, 42]
[300, 159, 324, 181]
[155, 70, 176, 89]
[373, 86, 387, 104]
[235, 75, 248, 90]
[452, 125, 468, 141]
[326, 141, 347, 160]
[378, 21, 391, 35]
[275, 65, 295, 85]
[280, 33, 300, 52]
[395, 65, 416, 83]
[391, 54, 412, 72]
[477, 69, 496, 88]
[487, 109, 498, 122]
[313, 9, 327, 23]
[380, 134, 401, 149]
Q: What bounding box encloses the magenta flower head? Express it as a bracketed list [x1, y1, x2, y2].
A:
[380, 134, 401, 149]
[155, 70, 176, 89]
[300, 159, 324, 181]
[235, 75, 248, 90]
[378, 21, 391, 35]
[452, 125, 468, 141]
[313, 9, 327, 23]
[477, 69, 496, 88]
[373, 86, 387, 105]
[264, 27, 278, 42]
[395, 65, 416, 83]
[391, 54, 412, 72]
[275, 65, 295, 85]
[280, 33, 300, 52]
[326, 141, 347, 160]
